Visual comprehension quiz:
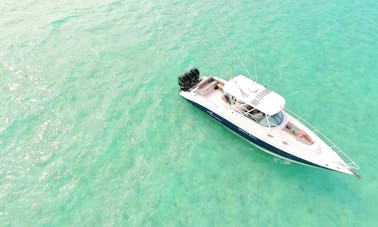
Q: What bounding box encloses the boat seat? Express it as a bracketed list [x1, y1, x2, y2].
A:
[197, 80, 217, 96]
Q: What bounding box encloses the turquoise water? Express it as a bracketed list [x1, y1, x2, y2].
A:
[1, 0, 377, 226]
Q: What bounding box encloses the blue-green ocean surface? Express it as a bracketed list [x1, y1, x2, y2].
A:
[1, 0, 377, 226]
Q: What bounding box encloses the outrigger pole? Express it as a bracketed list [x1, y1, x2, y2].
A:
[213, 21, 253, 79]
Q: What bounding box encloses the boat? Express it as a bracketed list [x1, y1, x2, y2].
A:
[178, 68, 360, 178]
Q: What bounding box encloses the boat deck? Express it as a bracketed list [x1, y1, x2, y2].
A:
[194, 77, 229, 107]
[283, 125, 314, 145]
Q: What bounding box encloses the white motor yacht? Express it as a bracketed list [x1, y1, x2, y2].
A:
[178, 68, 360, 178]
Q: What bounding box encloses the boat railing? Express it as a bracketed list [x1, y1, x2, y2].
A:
[285, 108, 360, 170]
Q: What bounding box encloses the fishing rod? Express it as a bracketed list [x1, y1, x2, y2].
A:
[213, 20, 254, 80]
[253, 53, 258, 83]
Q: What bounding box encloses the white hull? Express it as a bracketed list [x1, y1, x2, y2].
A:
[179, 75, 359, 177]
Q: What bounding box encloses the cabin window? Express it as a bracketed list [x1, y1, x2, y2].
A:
[244, 106, 265, 122]
[259, 111, 284, 127]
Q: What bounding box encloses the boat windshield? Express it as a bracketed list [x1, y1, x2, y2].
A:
[234, 102, 284, 128]
[259, 111, 284, 127]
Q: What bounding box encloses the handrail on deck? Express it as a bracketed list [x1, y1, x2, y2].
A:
[285, 108, 360, 170]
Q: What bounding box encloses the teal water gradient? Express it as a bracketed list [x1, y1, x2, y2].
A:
[1, 0, 377, 226]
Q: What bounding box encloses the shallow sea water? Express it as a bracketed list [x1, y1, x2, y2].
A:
[1, 0, 377, 226]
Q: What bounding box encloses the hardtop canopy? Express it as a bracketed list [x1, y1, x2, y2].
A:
[223, 75, 286, 115]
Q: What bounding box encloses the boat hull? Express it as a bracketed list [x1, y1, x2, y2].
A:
[177, 71, 358, 177]
[184, 98, 340, 173]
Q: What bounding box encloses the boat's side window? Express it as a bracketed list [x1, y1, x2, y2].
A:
[259, 117, 270, 127]
[258, 111, 284, 127]
[245, 107, 265, 122]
